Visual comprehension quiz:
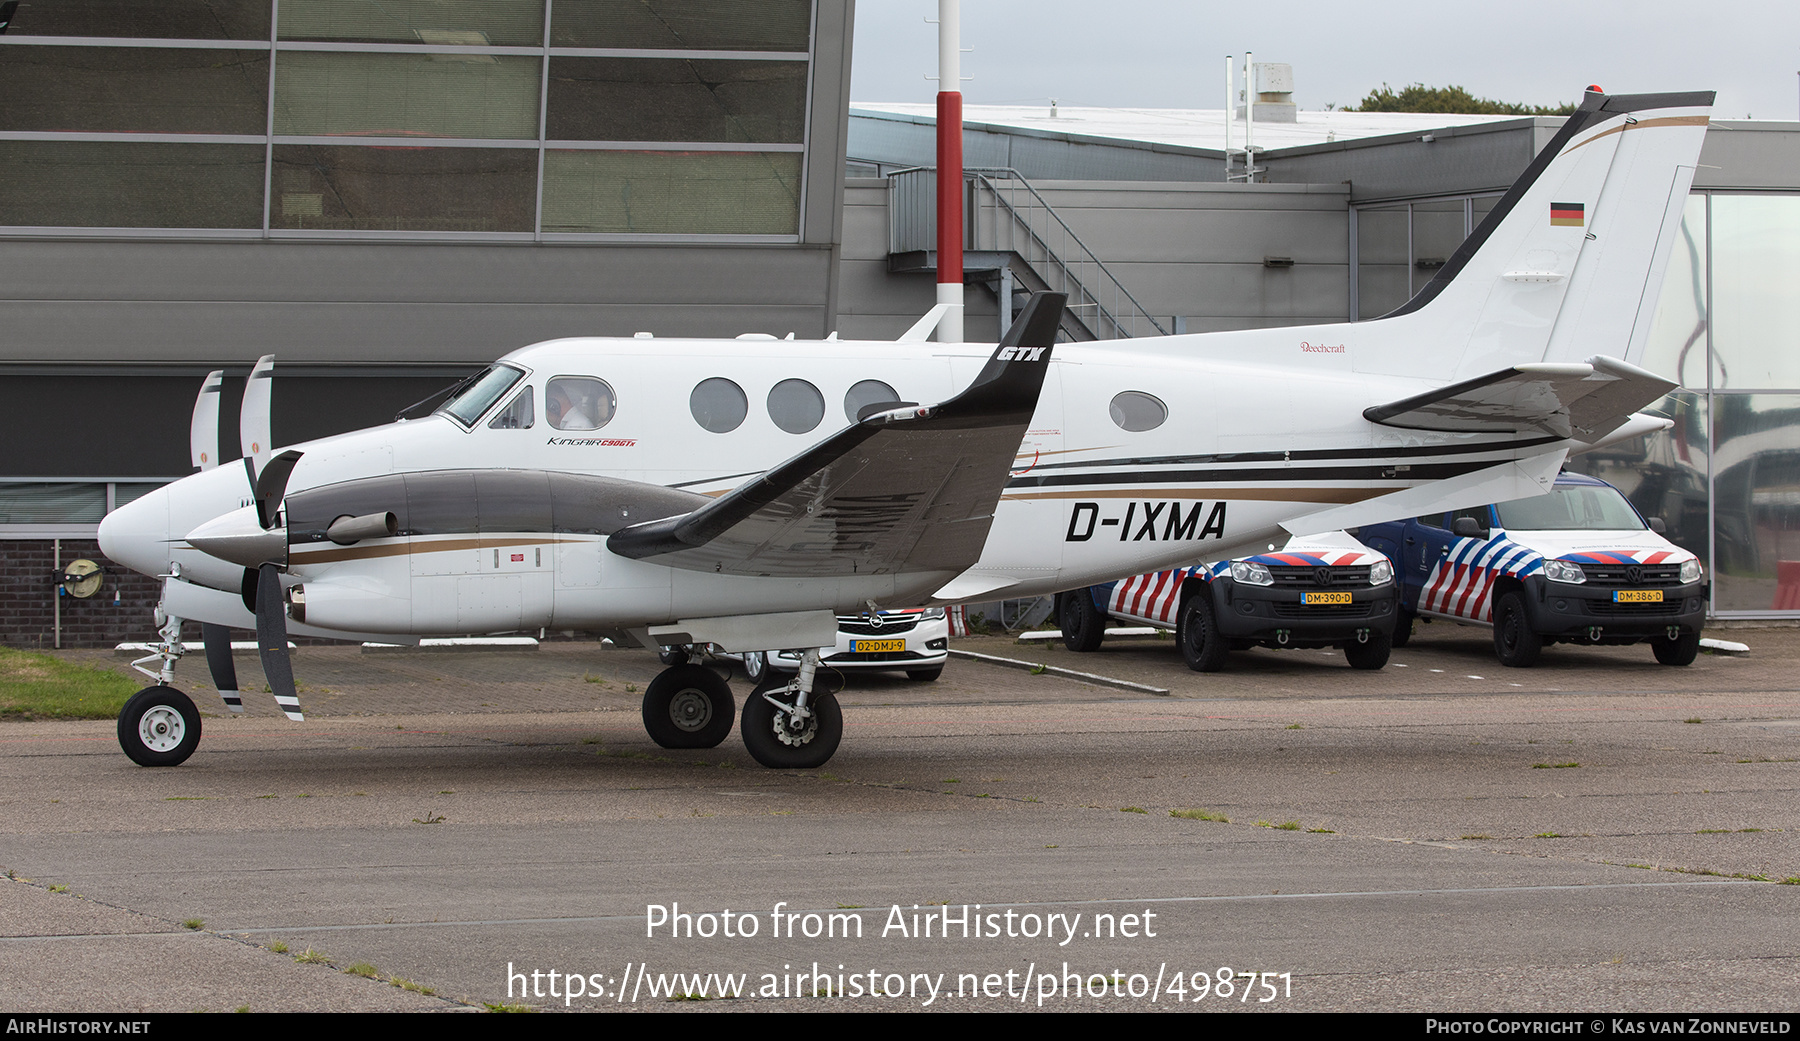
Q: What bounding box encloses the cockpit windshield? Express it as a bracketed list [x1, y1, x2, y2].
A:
[1495, 484, 1645, 531]
[437, 364, 525, 427]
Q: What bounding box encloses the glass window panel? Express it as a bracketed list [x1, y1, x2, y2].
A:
[0, 46, 268, 135]
[1410, 198, 1465, 277]
[488, 386, 535, 429]
[1565, 392, 1709, 567]
[274, 50, 540, 139]
[0, 0, 270, 40]
[278, 0, 542, 46]
[547, 58, 806, 143]
[541, 150, 800, 235]
[843, 380, 898, 423]
[766, 378, 823, 434]
[1640, 195, 1708, 388]
[0, 141, 263, 228]
[546, 377, 616, 430]
[549, 0, 810, 51]
[0, 483, 107, 524]
[1108, 391, 1166, 432]
[1711, 195, 1800, 390]
[1710, 393, 1800, 611]
[272, 145, 535, 232]
[1355, 204, 1408, 319]
[690, 377, 747, 433]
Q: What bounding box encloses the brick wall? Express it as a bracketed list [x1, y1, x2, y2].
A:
[0, 539, 164, 649]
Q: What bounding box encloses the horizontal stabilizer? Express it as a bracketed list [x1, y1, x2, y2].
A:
[1282, 450, 1567, 537]
[607, 293, 1066, 578]
[1363, 355, 1676, 443]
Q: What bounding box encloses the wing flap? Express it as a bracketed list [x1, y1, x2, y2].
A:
[608, 293, 1067, 577]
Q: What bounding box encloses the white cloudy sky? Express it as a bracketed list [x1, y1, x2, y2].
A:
[849, 1, 1800, 120]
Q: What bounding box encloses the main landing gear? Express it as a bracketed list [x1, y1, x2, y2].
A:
[640, 647, 843, 768]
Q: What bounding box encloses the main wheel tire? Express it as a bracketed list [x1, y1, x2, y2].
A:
[1344, 632, 1392, 670]
[118, 686, 202, 767]
[1058, 591, 1106, 652]
[1391, 606, 1415, 648]
[741, 676, 842, 769]
[905, 666, 943, 682]
[1493, 591, 1543, 668]
[743, 650, 769, 683]
[641, 665, 735, 749]
[1653, 631, 1700, 666]
[1177, 593, 1230, 673]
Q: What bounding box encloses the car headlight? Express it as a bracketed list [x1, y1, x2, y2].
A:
[1368, 559, 1393, 585]
[1680, 559, 1703, 584]
[923, 606, 946, 620]
[1229, 560, 1274, 586]
[1543, 559, 1586, 584]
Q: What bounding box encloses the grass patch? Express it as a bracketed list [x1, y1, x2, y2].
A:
[1170, 808, 1228, 822]
[294, 948, 330, 965]
[484, 1002, 535, 1013]
[344, 962, 380, 979]
[1461, 834, 1493, 840]
[1120, 806, 1148, 814]
[0, 648, 139, 719]
[1273, 820, 1301, 831]
[1532, 762, 1581, 769]
[269, 941, 288, 954]
[1685, 717, 1703, 724]
[391, 977, 436, 996]
[1307, 828, 1335, 834]
[182, 918, 204, 930]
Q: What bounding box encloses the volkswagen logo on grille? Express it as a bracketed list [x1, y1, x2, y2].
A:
[1315, 567, 1333, 585]
[1626, 565, 1644, 585]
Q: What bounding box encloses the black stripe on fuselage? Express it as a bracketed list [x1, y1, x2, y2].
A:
[1007, 458, 1491, 490]
[1015, 434, 1565, 475]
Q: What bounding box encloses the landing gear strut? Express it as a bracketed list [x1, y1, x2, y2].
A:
[119, 606, 203, 766]
[741, 648, 842, 769]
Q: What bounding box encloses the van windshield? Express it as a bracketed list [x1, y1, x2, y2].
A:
[1495, 485, 1645, 531]
[437, 364, 524, 427]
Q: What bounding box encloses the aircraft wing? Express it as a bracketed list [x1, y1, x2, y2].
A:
[608, 293, 1066, 577]
[1363, 355, 1676, 443]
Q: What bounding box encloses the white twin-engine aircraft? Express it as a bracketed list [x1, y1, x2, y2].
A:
[100, 88, 1712, 770]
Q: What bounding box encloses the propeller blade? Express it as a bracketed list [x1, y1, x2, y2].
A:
[200, 622, 243, 713]
[255, 562, 303, 721]
[240, 354, 275, 476]
[253, 449, 303, 530]
[190, 370, 223, 471]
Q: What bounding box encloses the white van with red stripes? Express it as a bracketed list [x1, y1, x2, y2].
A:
[1055, 533, 1400, 672]
[1356, 473, 1706, 667]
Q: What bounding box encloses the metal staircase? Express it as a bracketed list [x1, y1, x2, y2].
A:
[887, 166, 1169, 341]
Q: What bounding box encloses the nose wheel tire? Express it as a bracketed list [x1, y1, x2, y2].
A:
[641, 665, 735, 749]
[118, 686, 202, 767]
[742, 676, 842, 769]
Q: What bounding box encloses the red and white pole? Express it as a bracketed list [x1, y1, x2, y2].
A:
[935, 0, 964, 343]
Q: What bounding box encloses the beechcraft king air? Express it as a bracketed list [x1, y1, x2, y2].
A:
[100, 88, 1712, 770]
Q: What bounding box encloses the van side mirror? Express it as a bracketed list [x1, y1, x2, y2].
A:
[1452, 516, 1485, 538]
[1648, 516, 1667, 535]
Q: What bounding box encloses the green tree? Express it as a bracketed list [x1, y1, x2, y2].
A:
[1350, 83, 1576, 116]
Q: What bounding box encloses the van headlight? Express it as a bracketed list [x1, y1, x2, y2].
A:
[1369, 559, 1393, 585]
[1680, 559, 1703, 584]
[1543, 559, 1586, 584]
[1229, 560, 1274, 586]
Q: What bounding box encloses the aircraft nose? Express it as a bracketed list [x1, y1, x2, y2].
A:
[98, 484, 174, 578]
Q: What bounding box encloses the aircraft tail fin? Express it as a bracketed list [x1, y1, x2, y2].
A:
[1361, 89, 1712, 382]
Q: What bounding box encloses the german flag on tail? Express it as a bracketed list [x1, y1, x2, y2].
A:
[1550, 202, 1585, 227]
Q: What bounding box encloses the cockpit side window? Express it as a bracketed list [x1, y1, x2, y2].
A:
[438, 364, 524, 427]
[487, 386, 535, 429]
[547, 377, 616, 431]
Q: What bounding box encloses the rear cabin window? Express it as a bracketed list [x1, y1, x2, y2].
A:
[691, 377, 748, 433]
[1109, 391, 1167, 431]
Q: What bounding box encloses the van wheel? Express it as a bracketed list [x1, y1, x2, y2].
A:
[1058, 591, 1105, 652]
[1653, 632, 1699, 666]
[1177, 594, 1229, 673]
[1493, 592, 1542, 667]
[1344, 632, 1391, 670]
[1391, 607, 1414, 648]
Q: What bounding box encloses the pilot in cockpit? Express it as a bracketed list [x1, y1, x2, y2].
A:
[547, 377, 615, 431]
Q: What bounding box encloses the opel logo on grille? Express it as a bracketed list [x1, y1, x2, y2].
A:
[1315, 567, 1333, 585]
[1626, 565, 1643, 584]
[867, 613, 884, 629]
